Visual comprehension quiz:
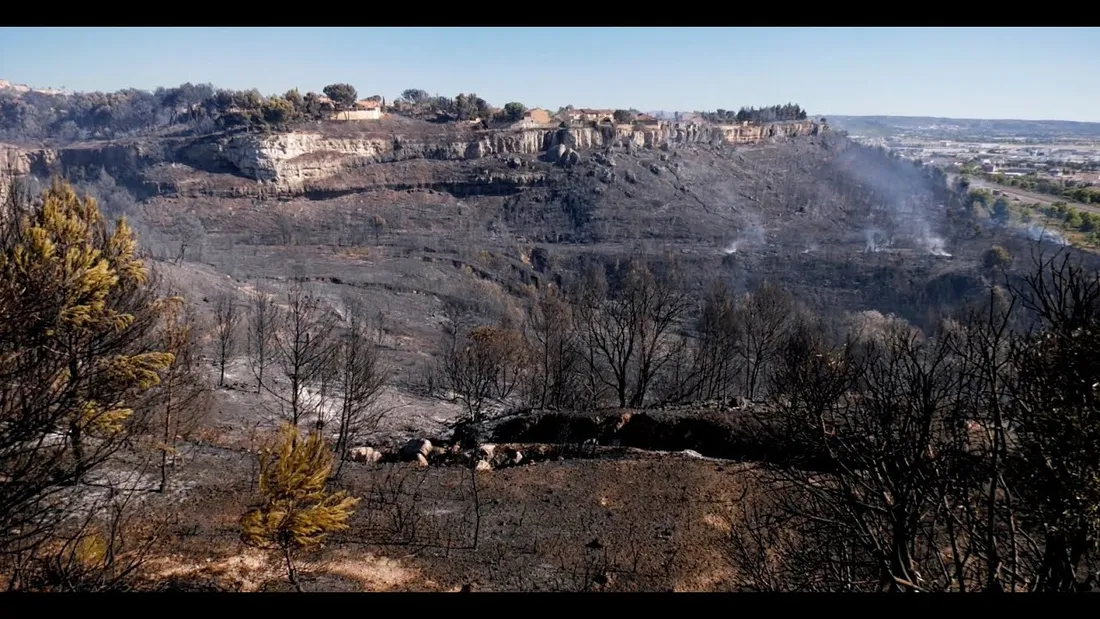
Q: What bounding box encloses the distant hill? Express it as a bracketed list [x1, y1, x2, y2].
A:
[826, 115, 1100, 140]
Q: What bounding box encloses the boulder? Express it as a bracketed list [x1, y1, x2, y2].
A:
[475, 459, 492, 472]
[624, 169, 638, 184]
[416, 453, 429, 468]
[557, 147, 580, 167]
[348, 446, 382, 464]
[400, 438, 433, 461]
[479, 444, 496, 459]
[592, 152, 617, 168]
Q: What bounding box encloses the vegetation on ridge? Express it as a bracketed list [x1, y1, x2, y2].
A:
[699, 104, 809, 124]
[0, 80, 812, 144]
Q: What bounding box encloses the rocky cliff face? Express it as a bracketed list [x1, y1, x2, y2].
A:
[717, 121, 823, 144]
[1, 143, 49, 177]
[1, 120, 825, 196]
[2, 139, 184, 191]
[195, 120, 823, 190]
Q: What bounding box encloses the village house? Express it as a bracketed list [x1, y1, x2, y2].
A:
[632, 113, 663, 129]
[332, 98, 385, 121]
[509, 107, 556, 130]
[523, 108, 552, 124]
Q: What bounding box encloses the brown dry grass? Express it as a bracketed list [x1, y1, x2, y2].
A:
[143, 545, 440, 592]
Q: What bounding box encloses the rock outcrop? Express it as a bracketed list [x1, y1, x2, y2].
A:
[348, 446, 383, 464]
[207, 120, 821, 189]
[1, 119, 824, 196]
[173, 120, 822, 190]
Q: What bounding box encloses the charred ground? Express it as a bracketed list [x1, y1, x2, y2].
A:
[5, 120, 1094, 592]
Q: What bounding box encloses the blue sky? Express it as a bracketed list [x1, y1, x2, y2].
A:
[1, 27, 1098, 121]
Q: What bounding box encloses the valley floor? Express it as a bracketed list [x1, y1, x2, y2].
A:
[133, 434, 758, 592]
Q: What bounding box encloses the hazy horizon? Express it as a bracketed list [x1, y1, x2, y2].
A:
[2, 27, 1098, 123]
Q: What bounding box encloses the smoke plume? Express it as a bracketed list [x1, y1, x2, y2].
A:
[1023, 224, 1069, 246]
[724, 218, 767, 254]
[834, 145, 953, 257]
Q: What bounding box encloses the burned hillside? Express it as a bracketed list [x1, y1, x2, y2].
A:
[85, 128, 1043, 335]
[6, 116, 1100, 593]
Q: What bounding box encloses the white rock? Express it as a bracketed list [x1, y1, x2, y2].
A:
[475, 460, 492, 472]
[348, 446, 382, 463]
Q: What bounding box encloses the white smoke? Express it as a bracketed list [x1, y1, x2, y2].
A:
[864, 228, 890, 253]
[923, 236, 952, 257]
[1023, 224, 1069, 246]
[915, 220, 951, 257]
[723, 219, 767, 254]
[835, 146, 952, 257]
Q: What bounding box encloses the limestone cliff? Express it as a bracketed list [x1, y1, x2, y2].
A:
[1, 119, 824, 196]
[1, 143, 49, 176]
[198, 120, 823, 189]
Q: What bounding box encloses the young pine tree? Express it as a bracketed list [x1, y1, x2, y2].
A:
[239, 423, 359, 591]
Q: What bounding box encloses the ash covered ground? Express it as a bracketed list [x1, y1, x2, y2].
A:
[21, 127, 1094, 591]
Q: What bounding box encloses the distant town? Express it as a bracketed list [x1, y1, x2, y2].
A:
[866, 137, 1100, 183]
[830, 116, 1100, 187]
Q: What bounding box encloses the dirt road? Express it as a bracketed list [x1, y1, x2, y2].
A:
[953, 174, 1100, 216]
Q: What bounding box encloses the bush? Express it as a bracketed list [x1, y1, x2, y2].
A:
[982, 245, 1012, 270]
[1065, 209, 1084, 229]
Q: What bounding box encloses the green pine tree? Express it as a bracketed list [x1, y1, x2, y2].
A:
[240, 423, 359, 591]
